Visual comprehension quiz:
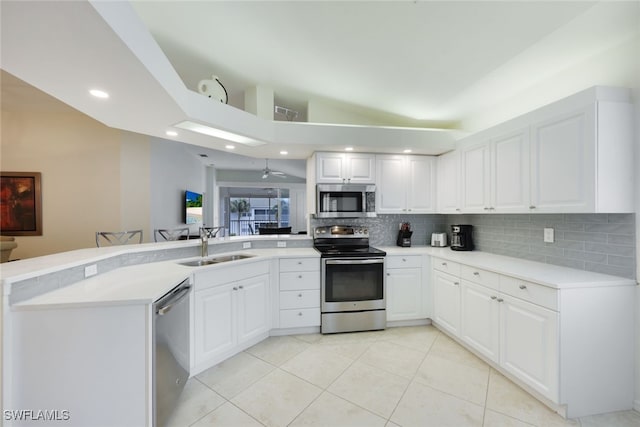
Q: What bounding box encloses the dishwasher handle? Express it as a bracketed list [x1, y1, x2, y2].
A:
[156, 284, 191, 316]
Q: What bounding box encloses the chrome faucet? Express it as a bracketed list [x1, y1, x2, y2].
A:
[200, 227, 208, 258]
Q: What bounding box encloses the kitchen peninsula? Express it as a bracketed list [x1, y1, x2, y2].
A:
[1, 236, 636, 425]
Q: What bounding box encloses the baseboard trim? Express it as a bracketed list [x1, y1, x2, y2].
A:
[633, 398, 640, 413]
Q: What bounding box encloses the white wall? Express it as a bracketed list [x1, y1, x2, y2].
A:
[149, 138, 206, 237]
[0, 109, 151, 256]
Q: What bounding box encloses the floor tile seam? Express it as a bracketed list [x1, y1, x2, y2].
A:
[245, 340, 312, 367]
[482, 408, 538, 427]
[279, 349, 360, 392]
[225, 400, 269, 427]
[242, 348, 289, 369]
[479, 367, 494, 427]
[483, 369, 563, 427]
[356, 356, 420, 381]
[380, 336, 437, 356]
[386, 377, 425, 425]
[407, 377, 486, 412]
[322, 388, 394, 423]
[202, 351, 278, 399]
[284, 389, 333, 427]
[184, 386, 228, 427]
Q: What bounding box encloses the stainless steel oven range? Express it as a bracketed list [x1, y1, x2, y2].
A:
[314, 225, 386, 334]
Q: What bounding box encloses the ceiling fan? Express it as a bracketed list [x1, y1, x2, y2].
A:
[262, 159, 286, 179]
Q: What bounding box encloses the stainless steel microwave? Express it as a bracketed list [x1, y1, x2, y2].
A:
[316, 184, 376, 218]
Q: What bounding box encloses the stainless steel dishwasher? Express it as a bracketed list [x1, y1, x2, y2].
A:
[154, 278, 191, 426]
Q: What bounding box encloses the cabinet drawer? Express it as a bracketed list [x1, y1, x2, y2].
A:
[433, 257, 461, 275]
[500, 276, 558, 311]
[279, 258, 320, 272]
[387, 255, 422, 269]
[280, 308, 321, 328]
[279, 290, 320, 310]
[279, 271, 321, 291]
[460, 265, 500, 291]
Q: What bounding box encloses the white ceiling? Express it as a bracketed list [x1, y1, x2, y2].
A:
[2, 1, 639, 162]
[132, 0, 601, 125]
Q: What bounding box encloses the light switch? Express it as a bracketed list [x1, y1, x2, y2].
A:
[543, 228, 554, 243]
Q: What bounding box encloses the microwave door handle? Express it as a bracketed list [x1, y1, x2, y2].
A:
[326, 259, 384, 265]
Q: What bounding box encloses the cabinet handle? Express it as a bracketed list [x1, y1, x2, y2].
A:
[402, 258, 406, 262]
[233, 287, 238, 291]
[298, 293, 302, 297]
[519, 285, 527, 290]
[483, 207, 489, 210]
[238, 285, 244, 289]
[529, 205, 536, 209]
[455, 208, 461, 212]
[297, 261, 302, 265]
[298, 312, 303, 316]
[441, 262, 447, 266]
[454, 282, 460, 286]
[491, 296, 497, 300]
[298, 275, 303, 279]
[497, 298, 504, 302]
[387, 273, 390, 276]
[408, 209, 412, 211]
[473, 271, 480, 276]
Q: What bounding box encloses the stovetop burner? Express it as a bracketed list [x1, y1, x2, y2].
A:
[313, 225, 386, 258]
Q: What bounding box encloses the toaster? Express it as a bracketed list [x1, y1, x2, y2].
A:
[431, 232, 448, 247]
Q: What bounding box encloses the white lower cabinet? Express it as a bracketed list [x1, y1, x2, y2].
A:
[432, 270, 461, 336]
[193, 263, 270, 373]
[277, 257, 321, 329]
[386, 255, 423, 321]
[500, 294, 558, 400]
[460, 280, 500, 362]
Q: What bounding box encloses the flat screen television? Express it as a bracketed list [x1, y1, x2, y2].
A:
[185, 190, 203, 225]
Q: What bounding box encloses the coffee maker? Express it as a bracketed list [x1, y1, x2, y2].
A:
[451, 225, 474, 251]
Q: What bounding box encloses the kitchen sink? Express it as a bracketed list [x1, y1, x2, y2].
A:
[179, 254, 255, 267]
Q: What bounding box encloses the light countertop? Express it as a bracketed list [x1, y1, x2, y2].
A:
[381, 245, 635, 289]
[13, 247, 319, 310]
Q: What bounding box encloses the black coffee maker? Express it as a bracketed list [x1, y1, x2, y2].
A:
[451, 225, 474, 251]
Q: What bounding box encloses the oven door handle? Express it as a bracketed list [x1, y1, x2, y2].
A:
[325, 258, 384, 265]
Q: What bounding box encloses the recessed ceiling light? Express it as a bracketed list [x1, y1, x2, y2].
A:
[280, 150, 288, 155]
[403, 149, 412, 153]
[225, 145, 235, 150]
[166, 130, 178, 137]
[345, 147, 354, 151]
[89, 89, 109, 99]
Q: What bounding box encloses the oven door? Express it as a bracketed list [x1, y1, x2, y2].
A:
[322, 257, 385, 312]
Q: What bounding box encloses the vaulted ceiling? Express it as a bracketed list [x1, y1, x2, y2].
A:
[2, 1, 639, 160]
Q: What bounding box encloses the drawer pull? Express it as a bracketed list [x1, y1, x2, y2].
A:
[529, 205, 536, 209]
[497, 298, 504, 303]
[473, 272, 480, 276]
[238, 285, 244, 289]
[490, 296, 497, 300]
[441, 262, 447, 266]
[519, 285, 527, 290]
[298, 312, 303, 316]
[233, 287, 238, 291]
[454, 282, 460, 286]
[298, 275, 303, 279]
[387, 273, 390, 276]
[298, 293, 303, 297]
[402, 258, 406, 262]
[297, 261, 303, 265]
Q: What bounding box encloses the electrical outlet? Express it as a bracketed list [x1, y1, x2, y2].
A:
[543, 228, 554, 243]
[277, 241, 287, 248]
[84, 264, 98, 277]
[243, 242, 251, 249]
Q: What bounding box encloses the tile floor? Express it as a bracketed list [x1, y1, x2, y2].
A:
[167, 325, 640, 427]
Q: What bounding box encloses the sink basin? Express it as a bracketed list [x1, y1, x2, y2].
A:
[179, 254, 255, 267]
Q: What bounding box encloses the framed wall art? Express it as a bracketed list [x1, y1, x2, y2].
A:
[0, 172, 42, 236]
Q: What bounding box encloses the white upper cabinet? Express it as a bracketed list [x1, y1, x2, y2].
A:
[436, 150, 461, 213]
[529, 106, 595, 212]
[316, 152, 376, 184]
[456, 86, 634, 214]
[461, 126, 530, 213]
[376, 155, 436, 214]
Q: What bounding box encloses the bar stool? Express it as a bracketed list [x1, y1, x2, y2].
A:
[95, 230, 143, 247]
[154, 228, 189, 242]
